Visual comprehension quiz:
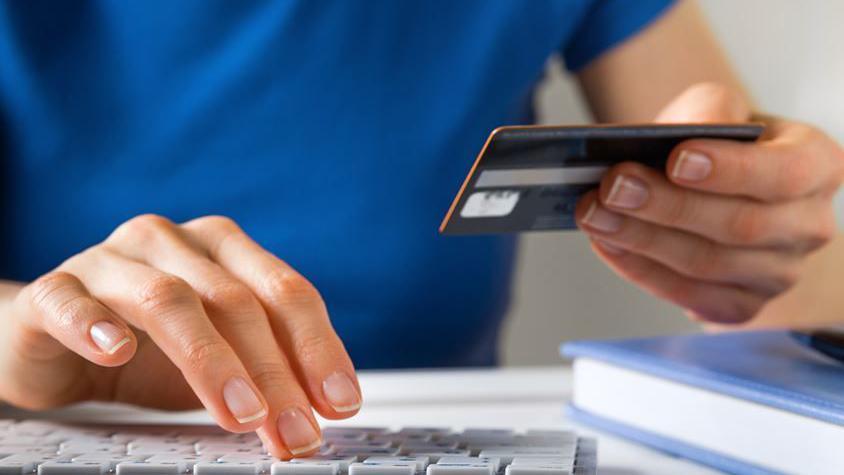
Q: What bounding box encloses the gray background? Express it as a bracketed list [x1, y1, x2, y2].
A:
[502, 0, 844, 365]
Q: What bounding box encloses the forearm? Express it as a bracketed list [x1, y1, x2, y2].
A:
[576, 0, 747, 122]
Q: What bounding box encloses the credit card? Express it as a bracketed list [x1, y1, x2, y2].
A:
[440, 123, 764, 235]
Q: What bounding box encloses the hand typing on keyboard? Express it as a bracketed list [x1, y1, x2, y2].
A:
[0, 215, 361, 458]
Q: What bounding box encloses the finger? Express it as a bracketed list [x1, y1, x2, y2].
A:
[182, 216, 361, 419]
[593, 163, 837, 250]
[587, 238, 766, 324]
[61, 246, 269, 434]
[576, 197, 802, 296]
[109, 216, 322, 457]
[667, 122, 844, 201]
[15, 271, 137, 366]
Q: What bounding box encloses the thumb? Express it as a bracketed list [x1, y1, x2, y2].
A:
[656, 82, 751, 123]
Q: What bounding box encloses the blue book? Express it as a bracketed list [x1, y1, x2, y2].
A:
[561, 331, 844, 475]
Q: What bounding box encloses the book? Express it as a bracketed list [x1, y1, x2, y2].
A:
[561, 331, 844, 475]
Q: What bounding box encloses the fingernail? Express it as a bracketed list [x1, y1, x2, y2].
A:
[90, 321, 131, 355]
[278, 408, 322, 455]
[223, 377, 267, 424]
[606, 175, 649, 209]
[673, 150, 712, 181]
[322, 372, 361, 413]
[594, 239, 625, 256]
[583, 202, 623, 233]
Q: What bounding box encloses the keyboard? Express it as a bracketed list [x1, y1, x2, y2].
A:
[0, 420, 596, 474]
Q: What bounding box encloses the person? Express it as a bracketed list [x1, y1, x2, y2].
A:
[0, 0, 841, 458]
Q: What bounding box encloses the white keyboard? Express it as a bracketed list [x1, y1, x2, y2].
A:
[0, 420, 596, 474]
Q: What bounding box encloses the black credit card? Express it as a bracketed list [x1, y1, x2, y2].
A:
[440, 123, 764, 235]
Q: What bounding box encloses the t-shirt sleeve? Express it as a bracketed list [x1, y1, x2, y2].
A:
[563, 0, 677, 72]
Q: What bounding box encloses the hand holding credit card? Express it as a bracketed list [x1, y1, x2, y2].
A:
[440, 124, 764, 234]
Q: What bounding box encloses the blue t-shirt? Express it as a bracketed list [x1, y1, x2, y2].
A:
[0, 0, 673, 369]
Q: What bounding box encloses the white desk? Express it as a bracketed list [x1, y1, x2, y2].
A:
[0, 366, 719, 475]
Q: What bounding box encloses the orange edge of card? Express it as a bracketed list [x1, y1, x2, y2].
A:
[439, 125, 511, 233]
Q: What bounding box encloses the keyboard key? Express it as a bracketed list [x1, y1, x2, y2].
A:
[462, 429, 513, 437]
[510, 457, 574, 467]
[398, 441, 459, 452]
[37, 460, 110, 474]
[524, 431, 576, 440]
[115, 462, 187, 474]
[194, 461, 264, 474]
[436, 456, 500, 471]
[373, 434, 430, 444]
[477, 449, 575, 465]
[292, 456, 358, 472]
[143, 454, 216, 466]
[427, 463, 494, 475]
[323, 428, 389, 437]
[397, 428, 451, 436]
[328, 441, 394, 450]
[363, 456, 430, 471]
[348, 462, 415, 475]
[505, 465, 572, 475]
[404, 450, 470, 462]
[0, 454, 57, 474]
[272, 461, 341, 475]
[333, 448, 400, 458]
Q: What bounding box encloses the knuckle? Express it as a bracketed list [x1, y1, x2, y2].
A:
[726, 205, 766, 244]
[247, 362, 293, 389]
[264, 270, 322, 307]
[111, 214, 173, 242]
[28, 272, 78, 312]
[51, 295, 89, 330]
[204, 281, 258, 312]
[181, 338, 231, 375]
[136, 274, 196, 314]
[186, 215, 245, 257]
[107, 214, 174, 248]
[190, 215, 242, 234]
[291, 331, 334, 365]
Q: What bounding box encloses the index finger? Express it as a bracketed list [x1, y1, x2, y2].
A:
[181, 217, 362, 419]
[667, 122, 844, 202]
